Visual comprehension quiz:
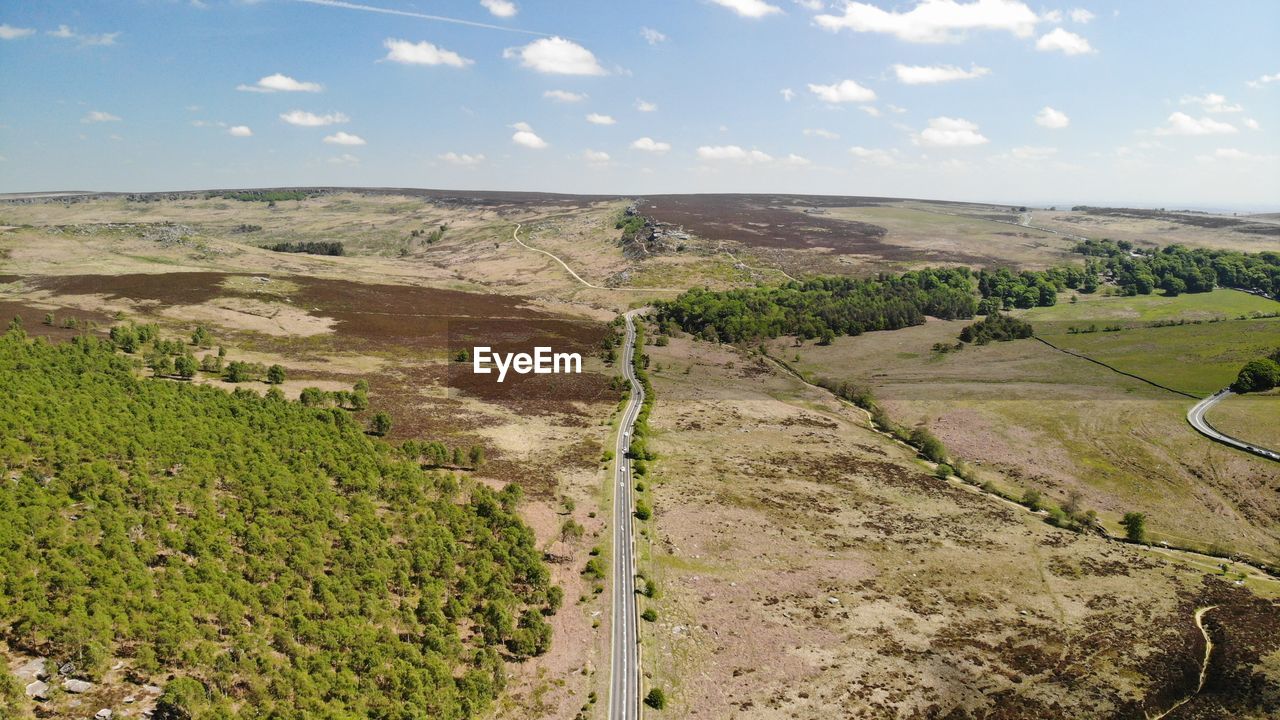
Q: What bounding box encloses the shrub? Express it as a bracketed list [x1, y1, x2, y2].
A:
[644, 688, 667, 710]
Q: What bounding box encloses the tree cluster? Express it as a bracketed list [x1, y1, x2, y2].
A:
[1231, 348, 1280, 393]
[267, 241, 345, 256]
[958, 313, 1034, 345]
[0, 329, 556, 718]
[654, 269, 978, 343]
[1074, 239, 1280, 298]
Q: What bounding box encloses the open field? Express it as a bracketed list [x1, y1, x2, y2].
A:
[767, 313, 1280, 564]
[639, 330, 1280, 718]
[1208, 391, 1280, 453]
[1034, 317, 1280, 396]
[1028, 208, 1280, 254]
[1020, 288, 1279, 325]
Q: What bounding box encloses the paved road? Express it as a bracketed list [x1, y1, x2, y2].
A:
[1187, 389, 1280, 462]
[610, 309, 644, 720]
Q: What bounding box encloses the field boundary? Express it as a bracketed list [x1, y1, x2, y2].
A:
[1032, 335, 1201, 399]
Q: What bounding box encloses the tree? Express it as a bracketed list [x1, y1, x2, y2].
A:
[371, 412, 393, 436]
[634, 501, 652, 521]
[191, 326, 211, 347]
[266, 364, 286, 385]
[299, 387, 326, 407]
[469, 445, 486, 468]
[148, 353, 174, 377]
[1231, 358, 1280, 393]
[1121, 512, 1147, 543]
[174, 355, 197, 380]
[644, 688, 667, 710]
[43, 313, 54, 326]
[641, 608, 657, 622]
[1021, 488, 1043, 512]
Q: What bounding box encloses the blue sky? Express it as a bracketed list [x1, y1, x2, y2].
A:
[1, 0, 1277, 208]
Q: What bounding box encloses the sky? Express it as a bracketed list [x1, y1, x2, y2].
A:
[0, 0, 1277, 209]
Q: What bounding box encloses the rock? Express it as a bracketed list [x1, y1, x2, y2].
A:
[143, 684, 162, 694]
[827, 597, 840, 605]
[96, 710, 114, 719]
[124, 696, 137, 704]
[111, 661, 125, 671]
[25, 680, 49, 700]
[15, 657, 47, 682]
[63, 678, 94, 693]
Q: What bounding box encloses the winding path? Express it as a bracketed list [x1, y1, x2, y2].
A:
[1146, 606, 1219, 720]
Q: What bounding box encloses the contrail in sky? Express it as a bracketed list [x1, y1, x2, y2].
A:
[295, 0, 555, 37]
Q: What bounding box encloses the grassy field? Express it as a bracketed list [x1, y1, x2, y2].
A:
[1020, 288, 1278, 325]
[1208, 391, 1280, 452]
[768, 308, 1280, 563]
[1036, 317, 1280, 396]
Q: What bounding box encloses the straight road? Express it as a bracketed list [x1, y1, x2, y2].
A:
[610, 309, 645, 720]
[1187, 389, 1280, 462]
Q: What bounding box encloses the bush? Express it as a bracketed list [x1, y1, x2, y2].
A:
[1022, 488, 1044, 512]
[634, 501, 652, 521]
[1121, 511, 1147, 543]
[641, 608, 657, 622]
[644, 688, 667, 710]
[934, 464, 953, 479]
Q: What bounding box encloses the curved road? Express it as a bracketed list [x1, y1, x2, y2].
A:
[609, 309, 644, 720]
[1187, 389, 1280, 463]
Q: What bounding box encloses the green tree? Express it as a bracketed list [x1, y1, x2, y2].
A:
[469, 445, 486, 468]
[266, 364, 286, 385]
[191, 326, 211, 347]
[641, 608, 657, 622]
[371, 412, 393, 436]
[1121, 512, 1147, 543]
[1232, 358, 1280, 393]
[1021, 488, 1043, 512]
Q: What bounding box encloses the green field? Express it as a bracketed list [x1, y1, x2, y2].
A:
[1020, 288, 1278, 325]
[1208, 391, 1280, 451]
[1037, 317, 1280, 397]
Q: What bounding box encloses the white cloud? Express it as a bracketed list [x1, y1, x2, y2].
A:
[1036, 27, 1095, 55]
[892, 63, 990, 84]
[1243, 117, 1260, 130]
[794, 0, 824, 9]
[586, 113, 616, 125]
[328, 153, 360, 165]
[631, 137, 671, 153]
[916, 116, 989, 147]
[82, 111, 121, 123]
[503, 37, 606, 75]
[780, 88, 796, 102]
[237, 73, 324, 93]
[480, 0, 517, 18]
[382, 38, 472, 67]
[782, 153, 811, 166]
[1153, 112, 1237, 136]
[640, 27, 667, 44]
[886, 103, 908, 114]
[511, 121, 548, 148]
[1180, 93, 1242, 113]
[544, 89, 587, 103]
[280, 110, 349, 127]
[1196, 147, 1275, 163]
[1041, 9, 1063, 23]
[228, 125, 253, 137]
[804, 128, 839, 139]
[708, 0, 783, 18]
[48, 24, 119, 46]
[849, 146, 896, 166]
[583, 149, 611, 164]
[1035, 106, 1070, 128]
[860, 105, 881, 117]
[635, 99, 658, 112]
[808, 79, 876, 103]
[1010, 145, 1056, 160]
[439, 151, 485, 166]
[815, 0, 1039, 43]
[1069, 8, 1095, 23]
[324, 131, 366, 145]
[697, 145, 773, 163]
[0, 24, 35, 40]
[1246, 72, 1280, 88]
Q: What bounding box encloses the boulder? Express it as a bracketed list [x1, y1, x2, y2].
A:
[24, 680, 49, 700]
[63, 678, 94, 693]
